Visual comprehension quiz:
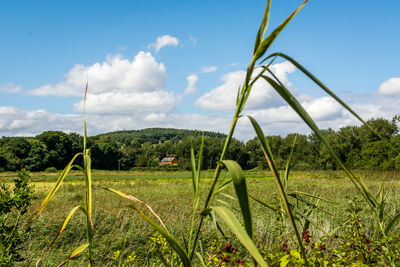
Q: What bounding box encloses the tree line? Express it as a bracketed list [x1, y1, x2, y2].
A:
[0, 118, 399, 172]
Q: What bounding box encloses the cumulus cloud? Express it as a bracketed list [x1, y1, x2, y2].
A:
[201, 66, 218, 73]
[27, 52, 179, 115]
[73, 91, 177, 114]
[378, 77, 400, 96]
[0, 106, 82, 136]
[195, 61, 296, 111]
[148, 35, 179, 52]
[184, 74, 198, 95]
[30, 52, 168, 97]
[0, 83, 22, 93]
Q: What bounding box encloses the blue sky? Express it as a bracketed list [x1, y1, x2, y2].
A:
[1, 0, 399, 140]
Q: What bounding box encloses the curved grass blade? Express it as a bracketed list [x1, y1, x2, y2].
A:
[36, 206, 82, 266]
[263, 52, 395, 149]
[291, 207, 329, 236]
[221, 160, 253, 239]
[216, 179, 233, 193]
[289, 191, 336, 204]
[103, 186, 168, 231]
[244, 115, 308, 266]
[249, 195, 278, 213]
[32, 153, 82, 221]
[261, 73, 377, 209]
[385, 213, 400, 235]
[195, 252, 207, 267]
[129, 204, 190, 267]
[56, 243, 89, 267]
[213, 206, 267, 267]
[288, 193, 333, 216]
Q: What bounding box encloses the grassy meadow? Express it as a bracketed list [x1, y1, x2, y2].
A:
[3, 169, 400, 266]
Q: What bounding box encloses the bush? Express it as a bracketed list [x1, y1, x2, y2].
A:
[0, 169, 35, 266]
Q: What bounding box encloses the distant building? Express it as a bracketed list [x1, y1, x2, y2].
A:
[160, 155, 178, 166]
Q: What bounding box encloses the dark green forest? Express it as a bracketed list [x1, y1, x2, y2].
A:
[1, 118, 399, 172]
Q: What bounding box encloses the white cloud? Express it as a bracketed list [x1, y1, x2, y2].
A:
[378, 77, 400, 96]
[27, 52, 179, 115]
[0, 106, 82, 136]
[73, 91, 177, 114]
[195, 61, 296, 111]
[30, 52, 168, 97]
[148, 35, 179, 52]
[201, 66, 218, 73]
[0, 83, 22, 93]
[184, 74, 198, 95]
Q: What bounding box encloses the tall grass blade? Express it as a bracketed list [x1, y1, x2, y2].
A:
[283, 134, 297, 191]
[196, 135, 204, 194]
[36, 206, 82, 266]
[190, 135, 204, 197]
[213, 206, 267, 267]
[56, 243, 89, 267]
[253, 0, 271, 54]
[245, 115, 308, 265]
[252, 0, 307, 63]
[190, 139, 197, 196]
[103, 186, 168, 231]
[84, 153, 93, 227]
[32, 153, 82, 221]
[221, 160, 253, 239]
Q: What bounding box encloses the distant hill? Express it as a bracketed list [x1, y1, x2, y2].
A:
[96, 128, 227, 145]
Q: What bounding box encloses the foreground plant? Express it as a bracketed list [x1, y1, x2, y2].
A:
[32, 84, 95, 266]
[80, 0, 400, 266]
[0, 169, 35, 266]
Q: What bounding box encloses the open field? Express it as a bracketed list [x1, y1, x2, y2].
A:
[5, 170, 400, 266]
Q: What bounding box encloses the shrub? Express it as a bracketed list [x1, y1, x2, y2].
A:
[0, 169, 35, 266]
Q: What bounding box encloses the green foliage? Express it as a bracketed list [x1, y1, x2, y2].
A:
[0, 169, 35, 266]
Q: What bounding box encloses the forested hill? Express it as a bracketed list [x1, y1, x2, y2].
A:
[0, 117, 399, 172]
[96, 128, 226, 145]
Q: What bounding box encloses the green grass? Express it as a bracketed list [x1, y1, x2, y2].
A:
[11, 170, 400, 265]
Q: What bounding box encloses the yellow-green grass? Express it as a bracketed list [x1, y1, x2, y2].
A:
[11, 170, 400, 265]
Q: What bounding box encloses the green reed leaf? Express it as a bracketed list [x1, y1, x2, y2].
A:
[221, 160, 253, 239]
[213, 206, 267, 267]
[253, 0, 271, 55]
[57, 243, 89, 267]
[32, 153, 82, 221]
[245, 115, 308, 265]
[130, 204, 190, 267]
[36, 206, 82, 266]
[261, 73, 377, 209]
[103, 186, 168, 231]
